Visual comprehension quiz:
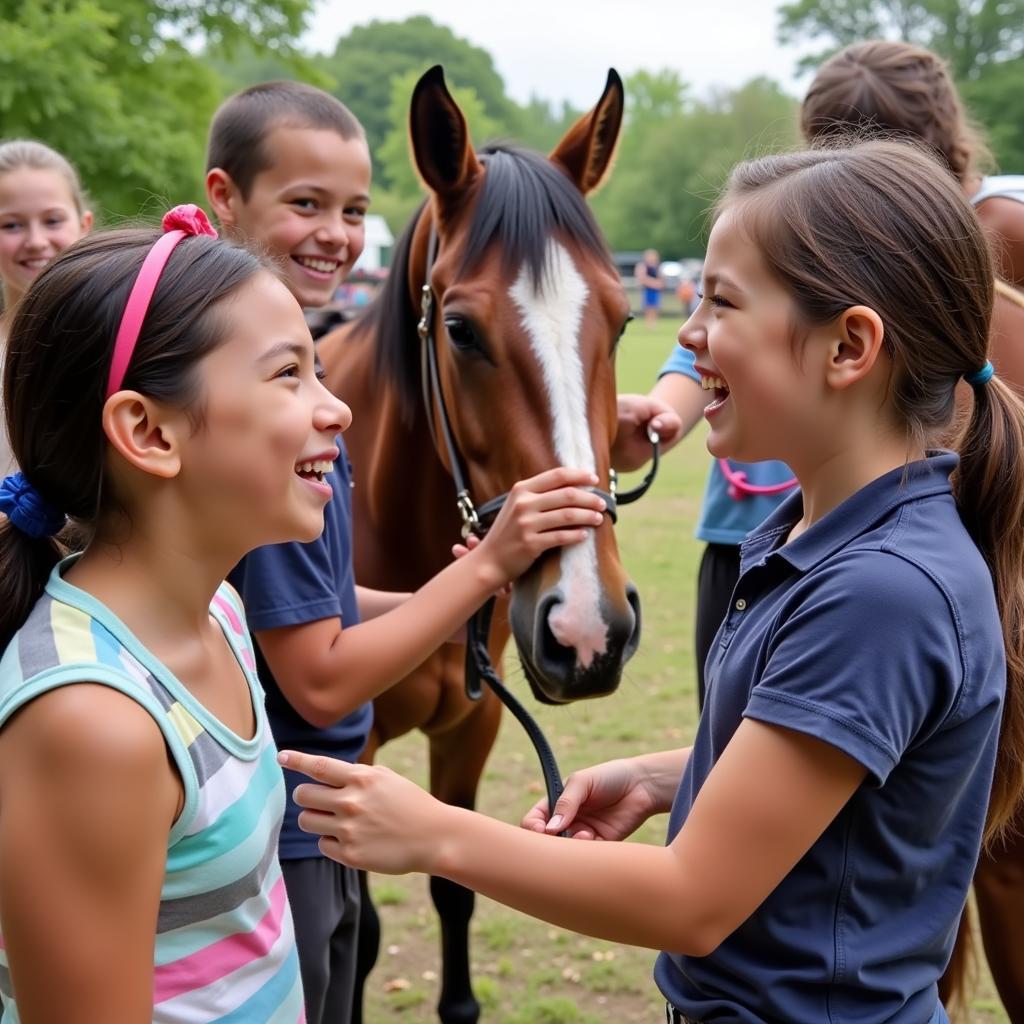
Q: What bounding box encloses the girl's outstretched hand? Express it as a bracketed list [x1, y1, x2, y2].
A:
[281, 751, 449, 875]
[473, 467, 606, 584]
[521, 757, 664, 842]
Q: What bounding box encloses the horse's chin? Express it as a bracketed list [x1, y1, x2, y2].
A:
[518, 654, 626, 705]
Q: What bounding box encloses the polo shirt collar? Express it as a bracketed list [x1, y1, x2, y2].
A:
[741, 450, 958, 574]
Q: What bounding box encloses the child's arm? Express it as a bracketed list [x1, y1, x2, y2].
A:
[0, 684, 180, 1022]
[254, 467, 605, 728]
[283, 718, 865, 955]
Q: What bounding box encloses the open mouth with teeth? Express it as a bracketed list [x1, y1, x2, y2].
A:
[292, 255, 342, 277]
[295, 459, 335, 484]
[701, 373, 731, 412]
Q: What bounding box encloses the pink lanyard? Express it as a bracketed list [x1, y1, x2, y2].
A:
[718, 459, 798, 501]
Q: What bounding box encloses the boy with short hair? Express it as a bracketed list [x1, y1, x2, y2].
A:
[207, 80, 371, 313]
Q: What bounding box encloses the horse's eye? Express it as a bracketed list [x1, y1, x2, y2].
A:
[613, 313, 634, 352]
[445, 316, 480, 353]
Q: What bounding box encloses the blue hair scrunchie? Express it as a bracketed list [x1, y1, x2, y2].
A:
[0, 472, 66, 539]
[964, 361, 995, 387]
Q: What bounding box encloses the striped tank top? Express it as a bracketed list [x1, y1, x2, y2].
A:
[0, 559, 305, 1023]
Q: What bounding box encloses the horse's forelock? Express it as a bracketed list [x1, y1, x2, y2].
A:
[465, 146, 612, 290]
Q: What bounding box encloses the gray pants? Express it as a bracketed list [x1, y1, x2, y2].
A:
[282, 857, 361, 1024]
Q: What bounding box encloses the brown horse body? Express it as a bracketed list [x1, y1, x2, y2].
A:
[318, 67, 637, 1024]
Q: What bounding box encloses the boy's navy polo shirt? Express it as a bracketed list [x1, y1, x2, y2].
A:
[229, 437, 373, 860]
[655, 452, 1004, 1024]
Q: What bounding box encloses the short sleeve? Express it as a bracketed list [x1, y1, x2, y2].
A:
[745, 551, 963, 785]
[658, 343, 700, 384]
[232, 534, 342, 633]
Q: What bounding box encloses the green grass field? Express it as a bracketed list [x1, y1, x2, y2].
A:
[362, 318, 1009, 1023]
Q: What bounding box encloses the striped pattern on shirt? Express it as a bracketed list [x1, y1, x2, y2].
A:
[0, 564, 305, 1023]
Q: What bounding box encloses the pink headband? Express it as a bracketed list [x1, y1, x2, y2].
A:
[105, 204, 219, 399]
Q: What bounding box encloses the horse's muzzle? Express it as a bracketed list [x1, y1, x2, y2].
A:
[512, 582, 641, 704]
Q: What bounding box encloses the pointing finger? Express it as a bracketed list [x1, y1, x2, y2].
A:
[278, 750, 353, 787]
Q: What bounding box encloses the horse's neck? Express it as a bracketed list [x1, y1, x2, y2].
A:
[319, 321, 463, 591]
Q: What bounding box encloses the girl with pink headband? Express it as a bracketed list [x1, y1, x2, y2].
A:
[0, 206, 330, 1021]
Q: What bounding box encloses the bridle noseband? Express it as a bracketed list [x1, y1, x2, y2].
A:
[415, 224, 660, 814]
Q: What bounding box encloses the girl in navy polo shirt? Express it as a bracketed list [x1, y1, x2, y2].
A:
[280, 140, 1024, 1024]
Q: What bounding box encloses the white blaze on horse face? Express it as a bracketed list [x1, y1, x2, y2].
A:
[510, 240, 608, 670]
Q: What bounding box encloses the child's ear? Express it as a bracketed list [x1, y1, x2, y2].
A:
[825, 305, 886, 391]
[206, 168, 240, 227]
[101, 392, 185, 480]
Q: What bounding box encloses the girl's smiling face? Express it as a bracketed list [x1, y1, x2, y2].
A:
[0, 167, 92, 308]
[679, 207, 831, 467]
[177, 271, 352, 551]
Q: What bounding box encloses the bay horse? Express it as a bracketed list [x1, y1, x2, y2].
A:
[317, 66, 639, 1024]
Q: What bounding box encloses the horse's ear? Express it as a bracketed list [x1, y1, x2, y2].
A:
[409, 65, 482, 203]
[549, 69, 624, 195]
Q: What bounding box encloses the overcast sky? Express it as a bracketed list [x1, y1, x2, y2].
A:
[303, 0, 815, 108]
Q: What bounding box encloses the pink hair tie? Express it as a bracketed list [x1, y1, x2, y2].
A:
[105, 204, 218, 399]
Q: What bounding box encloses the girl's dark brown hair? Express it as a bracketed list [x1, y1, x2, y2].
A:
[0, 228, 264, 650]
[801, 40, 991, 186]
[719, 140, 1024, 848]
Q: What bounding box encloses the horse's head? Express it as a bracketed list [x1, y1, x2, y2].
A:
[392, 66, 641, 704]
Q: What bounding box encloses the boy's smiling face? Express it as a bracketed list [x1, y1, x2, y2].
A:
[212, 124, 372, 310]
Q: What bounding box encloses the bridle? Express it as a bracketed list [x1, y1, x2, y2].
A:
[418, 227, 660, 537]
[416, 224, 660, 812]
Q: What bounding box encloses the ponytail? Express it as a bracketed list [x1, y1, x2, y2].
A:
[0, 523, 65, 652]
[954, 376, 1024, 844]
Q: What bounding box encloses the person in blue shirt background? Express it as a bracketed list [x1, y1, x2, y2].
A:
[281, 139, 1024, 1024]
[636, 248, 665, 328]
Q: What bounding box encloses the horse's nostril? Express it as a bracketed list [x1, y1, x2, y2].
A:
[535, 591, 576, 675]
[624, 583, 642, 661]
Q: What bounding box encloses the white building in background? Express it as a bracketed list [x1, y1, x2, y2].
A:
[351, 214, 394, 274]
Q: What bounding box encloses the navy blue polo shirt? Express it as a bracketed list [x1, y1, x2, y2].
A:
[655, 452, 1004, 1024]
[229, 437, 373, 859]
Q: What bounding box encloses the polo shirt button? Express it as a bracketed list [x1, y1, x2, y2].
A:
[735, 598, 747, 611]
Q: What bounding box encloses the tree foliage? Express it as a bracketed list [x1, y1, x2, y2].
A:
[316, 15, 519, 183]
[592, 75, 799, 257]
[777, 0, 1024, 75]
[0, 0, 313, 218]
[2, 6, 1020, 252]
[777, 0, 1024, 170]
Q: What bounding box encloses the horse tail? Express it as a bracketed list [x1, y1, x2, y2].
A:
[939, 906, 977, 1022]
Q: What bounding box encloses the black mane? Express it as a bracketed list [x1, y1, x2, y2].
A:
[353, 144, 612, 415]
